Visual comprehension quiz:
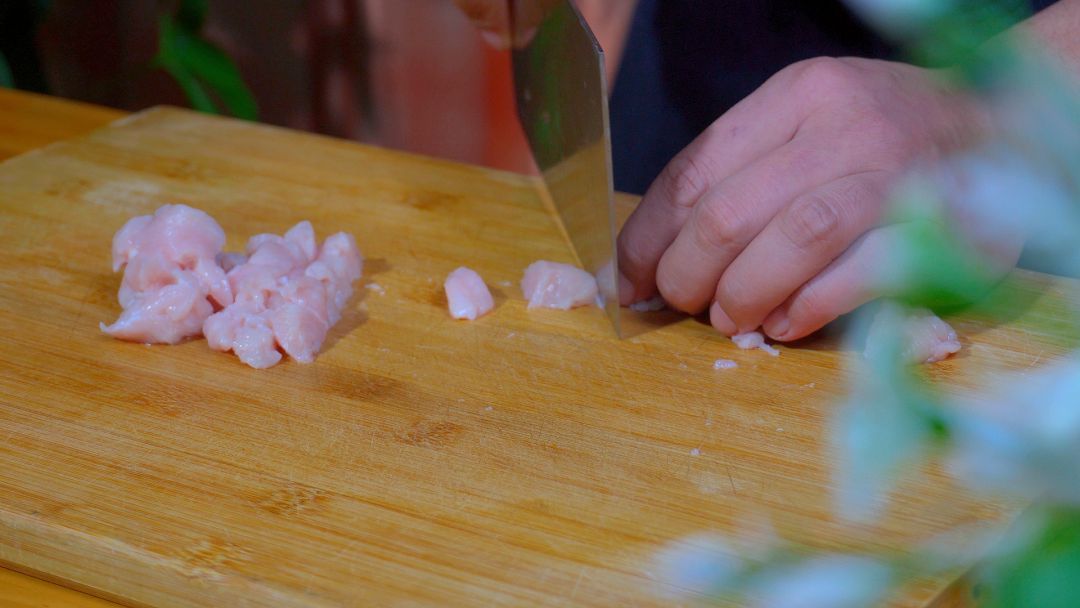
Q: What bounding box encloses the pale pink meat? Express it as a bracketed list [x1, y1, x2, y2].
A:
[102, 206, 363, 368]
[911, 317, 962, 363]
[444, 267, 494, 320]
[217, 252, 248, 273]
[310, 233, 364, 319]
[629, 295, 667, 312]
[732, 331, 780, 357]
[520, 261, 598, 310]
[101, 204, 232, 344]
[203, 222, 363, 368]
[202, 302, 281, 369]
[100, 268, 214, 344]
[866, 307, 962, 364]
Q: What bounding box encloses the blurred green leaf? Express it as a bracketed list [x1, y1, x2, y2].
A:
[891, 219, 1004, 313]
[154, 7, 258, 120]
[0, 52, 12, 89]
[156, 52, 217, 114]
[981, 508, 1080, 608]
[905, 0, 1030, 67]
[173, 29, 258, 119]
[876, 172, 1038, 317]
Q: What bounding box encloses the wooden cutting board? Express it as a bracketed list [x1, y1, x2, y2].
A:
[0, 107, 1076, 608]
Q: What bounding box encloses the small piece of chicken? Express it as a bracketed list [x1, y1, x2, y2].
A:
[445, 267, 494, 320]
[520, 261, 598, 310]
[732, 331, 780, 357]
[865, 306, 962, 364]
[101, 204, 231, 344]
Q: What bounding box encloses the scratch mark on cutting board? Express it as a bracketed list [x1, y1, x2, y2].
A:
[175, 538, 251, 580]
[256, 482, 326, 517]
[395, 419, 464, 449]
[568, 566, 587, 603]
[67, 287, 94, 340]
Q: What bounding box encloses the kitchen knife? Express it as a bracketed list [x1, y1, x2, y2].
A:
[509, 0, 622, 337]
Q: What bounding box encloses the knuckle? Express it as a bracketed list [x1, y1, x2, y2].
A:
[660, 154, 712, 209]
[861, 113, 907, 147]
[781, 194, 842, 250]
[693, 195, 754, 251]
[791, 57, 859, 94]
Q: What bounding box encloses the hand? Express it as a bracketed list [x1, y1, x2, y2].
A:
[451, 0, 559, 48]
[616, 57, 1002, 341]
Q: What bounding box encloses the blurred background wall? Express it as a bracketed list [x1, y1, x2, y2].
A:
[0, 0, 635, 175]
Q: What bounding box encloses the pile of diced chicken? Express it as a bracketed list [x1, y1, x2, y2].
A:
[102, 204, 362, 368]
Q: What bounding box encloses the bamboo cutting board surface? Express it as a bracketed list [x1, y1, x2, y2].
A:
[1, 107, 1077, 607]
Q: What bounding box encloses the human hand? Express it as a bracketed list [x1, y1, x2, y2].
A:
[451, 0, 559, 48]
[616, 57, 1010, 341]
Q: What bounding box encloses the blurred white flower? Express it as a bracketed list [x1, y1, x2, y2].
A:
[834, 306, 937, 522]
[947, 357, 1080, 503]
[730, 515, 781, 562]
[832, 386, 931, 521]
[745, 554, 893, 608]
[653, 533, 742, 598]
[937, 144, 1080, 278]
[916, 524, 1006, 574]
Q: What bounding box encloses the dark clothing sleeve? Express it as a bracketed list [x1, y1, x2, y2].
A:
[609, 0, 1060, 194]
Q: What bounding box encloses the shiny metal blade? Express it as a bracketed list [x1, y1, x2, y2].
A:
[510, 0, 621, 337]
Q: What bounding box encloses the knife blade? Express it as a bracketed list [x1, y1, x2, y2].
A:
[509, 0, 622, 337]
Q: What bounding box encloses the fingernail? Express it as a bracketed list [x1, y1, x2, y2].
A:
[480, 30, 509, 49]
[710, 302, 737, 336]
[617, 272, 633, 305]
[764, 312, 790, 341]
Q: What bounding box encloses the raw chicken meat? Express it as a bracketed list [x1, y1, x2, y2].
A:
[910, 315, 962, 363]
[629, 296, 667, 312]
[217, 251, 247, 272]
[520, 260, 598, 310]
[101, 204, 232, 344]
[102, 205, 363, 368]
[732, 331, 780, 357]
[204, 222, 363, 368]
[865, 306, 962, 364]
[203, 301, 281, 369]
[713, 359, 738, 370]
[444, 267, 494, 320]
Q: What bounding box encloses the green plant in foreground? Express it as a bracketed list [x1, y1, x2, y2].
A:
[153, 0, 257, 120]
